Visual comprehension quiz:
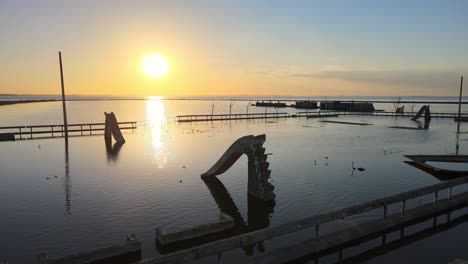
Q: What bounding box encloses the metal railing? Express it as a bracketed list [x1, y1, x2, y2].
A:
[136, 176, 468, 264]
[0, 121, 137, 140]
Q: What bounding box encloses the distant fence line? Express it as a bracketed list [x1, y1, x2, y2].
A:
[0, 121, 137, 140]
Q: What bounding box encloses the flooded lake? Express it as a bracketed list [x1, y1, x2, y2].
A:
[1, 97, 468, 263]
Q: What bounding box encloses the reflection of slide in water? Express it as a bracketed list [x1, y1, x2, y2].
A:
[298, 201, 468, 264]
[156, 176, 275, 255]
[106, 140, 124, 161]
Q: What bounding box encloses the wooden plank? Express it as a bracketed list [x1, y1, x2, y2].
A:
[319, 120, 373, 126]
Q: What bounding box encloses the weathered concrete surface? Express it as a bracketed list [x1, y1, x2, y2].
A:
[156, 213, 234, 246]
[38, 235, 141, 264]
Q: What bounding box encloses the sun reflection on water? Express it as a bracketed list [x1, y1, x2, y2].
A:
[146, 96, 168, 168]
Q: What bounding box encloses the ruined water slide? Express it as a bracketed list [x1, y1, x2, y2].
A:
[201, 134, 275, 201]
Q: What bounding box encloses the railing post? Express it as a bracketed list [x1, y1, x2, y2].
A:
[30, 127, 33, 138]
[401, 200, 406, 215]
[217, 252, 223, 264]
[315, 224, 320, 238]
[382, 234, 387, 246]
[434, 191, 439, 204]
[81, 125, 83, 136]
[448, 187, 452, 199]
[51, 126, 54, 137]
[383, 205, 388, 219]
[19, 128, 22, 140]
[89, 124, 92, 135]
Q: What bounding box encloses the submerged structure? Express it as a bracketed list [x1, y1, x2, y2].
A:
[104, 112, 126, 144]
[156, 134, 276, 254]
[405, 155, 468, 180]
[254, 100, 287, 108]
[294, 100, 318, 109]
[201, 134, 275, 201]
[412, 105, 432, 122]
[319, 101, 375, 112]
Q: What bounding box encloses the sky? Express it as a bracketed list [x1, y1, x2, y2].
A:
[1, 0, 467, 97]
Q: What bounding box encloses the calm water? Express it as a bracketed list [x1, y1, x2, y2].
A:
[1, 97, 468, 263]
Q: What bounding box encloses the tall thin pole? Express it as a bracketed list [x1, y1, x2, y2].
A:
[457, 76, 463, 133]
[59, 51, 69, 138]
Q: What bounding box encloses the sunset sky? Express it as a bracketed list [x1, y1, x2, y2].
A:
[1, 0, 467, 96]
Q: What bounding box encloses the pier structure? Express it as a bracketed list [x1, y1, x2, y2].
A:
[176, 112, 288, 122]
[0, 121, 136, 141]
[137, 176, 468, 264]
[176, 110, 467, 123]
[320, 101, 375, 112]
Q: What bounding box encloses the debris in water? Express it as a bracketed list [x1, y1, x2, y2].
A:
[54, 176, 58, 178]
[179, 180, 182, 183]
[357, 168, 366, 171]
[45, 177, 50, 180]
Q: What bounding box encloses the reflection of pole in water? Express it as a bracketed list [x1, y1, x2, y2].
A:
[64, 137, 71, 215]
[456, 131, 460, 156]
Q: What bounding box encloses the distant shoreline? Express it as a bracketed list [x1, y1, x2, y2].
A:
[0, 100, 58, 106]
[1, 98, 468, 106]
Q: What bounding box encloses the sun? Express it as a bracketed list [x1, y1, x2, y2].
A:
[141, 54, 169, 78]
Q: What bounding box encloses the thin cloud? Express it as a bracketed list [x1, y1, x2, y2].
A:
[289, 69, 463, 89]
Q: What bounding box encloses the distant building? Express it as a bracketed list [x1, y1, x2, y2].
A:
[319, 101, 375, 112]
[294, 100, 318, 109]
[254, 100, 287, 108]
